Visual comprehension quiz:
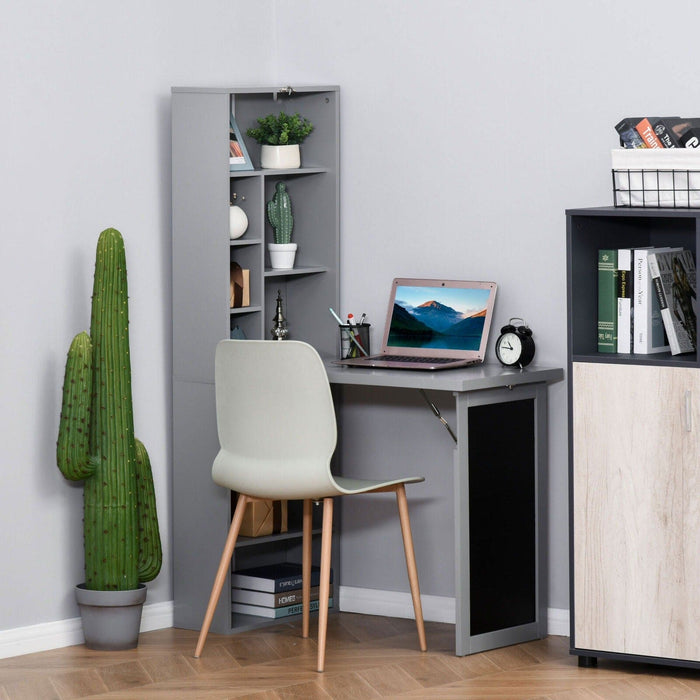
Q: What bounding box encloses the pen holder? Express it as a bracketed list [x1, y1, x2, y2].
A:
[339, 323, 370, 359]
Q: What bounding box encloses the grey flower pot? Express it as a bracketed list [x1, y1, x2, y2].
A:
[75, 583, 147, 650]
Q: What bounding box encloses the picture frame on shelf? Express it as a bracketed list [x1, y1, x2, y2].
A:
[229, 115, 254, 172]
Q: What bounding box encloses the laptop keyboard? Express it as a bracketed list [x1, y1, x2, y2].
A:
[381, 355, 458, 364]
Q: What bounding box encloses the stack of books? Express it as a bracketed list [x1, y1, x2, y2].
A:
[615, 117, 700, 149]
[231, 562, 334, 619]
[598, 247, 697, 356]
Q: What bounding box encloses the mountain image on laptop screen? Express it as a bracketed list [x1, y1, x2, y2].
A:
[388, 285, 491, 351]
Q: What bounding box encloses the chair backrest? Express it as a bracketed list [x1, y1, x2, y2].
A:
[212, 340, 339, 499]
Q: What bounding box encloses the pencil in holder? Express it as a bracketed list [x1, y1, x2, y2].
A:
[339, 323, 370, 359]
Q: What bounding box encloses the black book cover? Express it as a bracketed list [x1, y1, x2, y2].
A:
[651, 117, 681, 148]
[615, 118, 644, 148]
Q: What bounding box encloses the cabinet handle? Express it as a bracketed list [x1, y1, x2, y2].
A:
[685, 390, 693, 432]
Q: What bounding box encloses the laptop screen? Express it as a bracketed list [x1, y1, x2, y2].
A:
[383, 279, 497, 357]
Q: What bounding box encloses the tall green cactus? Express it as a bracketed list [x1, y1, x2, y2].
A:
[57, 228, 162, 591]
[267, 182, 294, 244]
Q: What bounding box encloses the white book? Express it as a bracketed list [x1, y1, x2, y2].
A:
[633, 247, 680, 353]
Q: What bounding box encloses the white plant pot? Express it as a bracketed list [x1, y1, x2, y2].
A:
[268, 243, 297, 269]
[261, 144, 301, 170]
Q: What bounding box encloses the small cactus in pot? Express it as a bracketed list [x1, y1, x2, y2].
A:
[267, 182, 297, 269]
[267, 182, 294, 244]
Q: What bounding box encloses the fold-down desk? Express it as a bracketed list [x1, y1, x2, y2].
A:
[324, 359, 564, 656]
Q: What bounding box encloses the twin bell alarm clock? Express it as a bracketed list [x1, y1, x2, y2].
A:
[495, 318, 535, 368]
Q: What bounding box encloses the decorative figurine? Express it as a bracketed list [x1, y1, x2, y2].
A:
[271, 289, 289, 341]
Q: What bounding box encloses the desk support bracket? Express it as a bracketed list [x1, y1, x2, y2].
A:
[418, 389, 457, 444]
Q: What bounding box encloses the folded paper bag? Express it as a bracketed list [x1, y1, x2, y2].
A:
[239, 499, 288, 537]
[230, 262, 250, 308]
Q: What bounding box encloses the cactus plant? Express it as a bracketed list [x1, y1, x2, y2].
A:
[267, 182, 294, 244]
[57, 228, 162, 591]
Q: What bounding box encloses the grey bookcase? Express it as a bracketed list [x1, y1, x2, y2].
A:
[567, 207, 700, 670]
[172, 86, 340, 634]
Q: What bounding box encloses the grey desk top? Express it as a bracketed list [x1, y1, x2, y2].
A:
[323, 357, 564, 393]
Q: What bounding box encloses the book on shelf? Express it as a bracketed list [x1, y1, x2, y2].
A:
[230, 562, 333, 593]
[633, 247, 677, 354]
[617, 249, 633, 353]
[229, 115, 254, 172]
[647, 249, 697, 355]
[232, 597, 334, 619]
[231, 584, 329, 608]
[598, 249, 617, 353]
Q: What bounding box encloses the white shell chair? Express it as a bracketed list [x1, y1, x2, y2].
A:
[194, 340, 427, 672]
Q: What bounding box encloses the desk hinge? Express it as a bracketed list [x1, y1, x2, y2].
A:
[418, 389, 457, 444]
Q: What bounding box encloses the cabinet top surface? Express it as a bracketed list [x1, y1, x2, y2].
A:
[566, 206, 700, 218]
[323, 357, 563, 392]
[172, 85, 339, 95]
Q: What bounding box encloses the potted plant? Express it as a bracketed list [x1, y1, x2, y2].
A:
[267, 182, 296, 268]
[246, 111, 314, 169]
[57, 228, 162, 650]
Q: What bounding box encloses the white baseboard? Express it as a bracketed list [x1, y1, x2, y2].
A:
[0, 593, 569, 660]
[546, 606, 570, 636]
[0, 600, 174, 660]
[339, 586, 570, 637]
[339, 585, 456, 623]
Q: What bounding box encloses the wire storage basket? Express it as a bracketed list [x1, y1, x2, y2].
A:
[613, 168, 700, 208]
[611, 148, 700, 208]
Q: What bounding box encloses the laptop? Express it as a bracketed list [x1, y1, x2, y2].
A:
[335, 278, 497, 370]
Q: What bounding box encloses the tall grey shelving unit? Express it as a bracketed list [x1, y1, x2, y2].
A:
[172, 85, 340, 634]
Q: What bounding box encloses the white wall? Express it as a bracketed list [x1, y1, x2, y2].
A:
[0, 0, 275, 632]
[3, 0, 700, 641]
[274, 0, 700, 610]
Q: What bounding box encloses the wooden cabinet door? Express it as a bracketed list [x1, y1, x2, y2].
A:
[572, 362, 700, 662]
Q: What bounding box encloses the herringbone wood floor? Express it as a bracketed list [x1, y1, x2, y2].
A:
[1, 614, 699, 699]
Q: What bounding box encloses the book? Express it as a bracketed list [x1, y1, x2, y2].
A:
[616, 249, 632, 353]
[667, 118, 700, 148]
[633, 247, 679, 354]
[651, 117, 681, 148]
[232, 597, 333, 619]
[635, 118, 665, 149]
[231, 585, 329, 608]
[230, 563, 333, 593]
[229, 115, 254, 172]
[647, 249, 697, 355]
[615, 118, 645, 149]
[598, 249, 617, 353]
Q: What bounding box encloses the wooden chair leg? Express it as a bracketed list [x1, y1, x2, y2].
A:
[317, 497, 334, 672]
[194, 493, 249, 658]
[302, 499, 313, 639]
[395, 485, 427, 652]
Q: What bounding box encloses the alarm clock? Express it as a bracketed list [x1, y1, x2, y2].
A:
[495, 318, 535, 368]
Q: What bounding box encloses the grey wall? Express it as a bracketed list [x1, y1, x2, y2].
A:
[0, 0, 276, 631]
[274, 0, 700, 610]
[3, 0, 700, 636]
